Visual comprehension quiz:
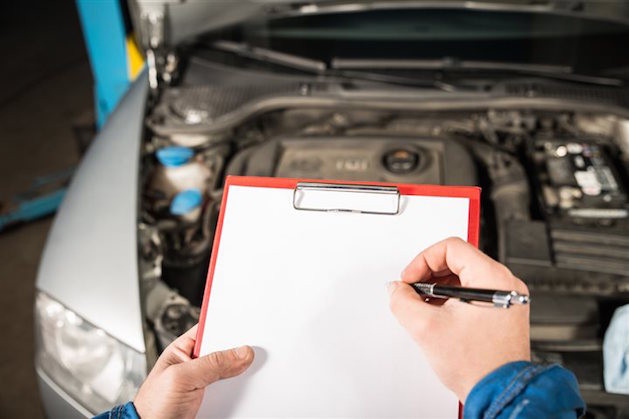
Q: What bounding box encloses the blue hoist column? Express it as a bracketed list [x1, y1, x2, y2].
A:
[76, 0, 144, 128]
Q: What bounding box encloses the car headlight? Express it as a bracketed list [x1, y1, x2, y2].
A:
[35, 292, 146, 413]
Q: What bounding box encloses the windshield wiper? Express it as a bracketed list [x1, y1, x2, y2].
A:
[331, 58, 624, 87]
[213, 40, 327, 72]
[211, 41, 461, 92]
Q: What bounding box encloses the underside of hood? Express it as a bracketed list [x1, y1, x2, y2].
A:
[129, 0, 629, 50]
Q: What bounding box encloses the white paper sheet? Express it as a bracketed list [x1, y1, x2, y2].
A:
[198, 185, 468, 418]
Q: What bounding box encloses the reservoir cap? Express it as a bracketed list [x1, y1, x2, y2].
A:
[157, 146, 194, 167]
[170, 189, 202, 215]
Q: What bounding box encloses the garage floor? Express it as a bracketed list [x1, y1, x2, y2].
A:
[0, 3, 92, 417]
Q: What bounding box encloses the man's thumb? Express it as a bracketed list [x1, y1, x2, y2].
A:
[387, 281, 438, 335]
[177, 346, 255, 389]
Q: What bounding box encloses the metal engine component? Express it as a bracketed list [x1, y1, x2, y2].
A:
[143, 278, 200, 350]
[615, 119, 629, 161]
[154, 296, 200, 351]
[226, 136, 478, 186]
[468, 142, 531, 262]
[531, 140, 627, 219]
[504, 137, 629, 293]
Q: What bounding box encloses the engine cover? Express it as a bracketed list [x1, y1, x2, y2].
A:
[226, 136, 477, 185]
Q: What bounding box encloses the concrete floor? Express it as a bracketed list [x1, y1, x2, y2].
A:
[0, 3, 92, 417]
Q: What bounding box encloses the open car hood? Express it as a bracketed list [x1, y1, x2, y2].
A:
[129, 0, 629, 50]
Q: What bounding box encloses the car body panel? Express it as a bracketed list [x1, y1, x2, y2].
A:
[35, 71, 148, 353]
[37, 368, 92, 418]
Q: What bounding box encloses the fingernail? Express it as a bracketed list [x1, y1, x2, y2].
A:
[235, 346, 250, 359]
[386, 281, 397, 296]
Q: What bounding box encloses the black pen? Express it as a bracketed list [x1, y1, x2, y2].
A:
[411, 283, 530, 308]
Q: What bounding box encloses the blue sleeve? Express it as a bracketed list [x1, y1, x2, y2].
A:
[93, 401, 140, 419]
[464, 361, 586, 419]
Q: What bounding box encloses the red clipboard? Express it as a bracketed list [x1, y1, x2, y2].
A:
[194, 175, 480, 417]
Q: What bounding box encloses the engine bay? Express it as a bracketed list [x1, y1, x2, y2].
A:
[139, 78, 629, 413]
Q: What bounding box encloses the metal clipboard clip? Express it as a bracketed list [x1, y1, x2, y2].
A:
[293, 182, 401, 215]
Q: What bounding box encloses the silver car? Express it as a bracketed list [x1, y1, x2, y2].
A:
[35, 1, 629, 417]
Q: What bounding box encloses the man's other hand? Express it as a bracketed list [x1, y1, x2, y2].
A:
[134, 325, 254, 419]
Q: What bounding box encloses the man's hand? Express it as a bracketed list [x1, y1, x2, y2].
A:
[134, 325, 254, 419]
[388, 237, 530, 403]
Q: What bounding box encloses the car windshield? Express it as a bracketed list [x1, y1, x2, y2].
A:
[205, 7, 629, 80]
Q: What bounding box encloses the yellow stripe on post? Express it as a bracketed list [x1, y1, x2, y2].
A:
[126, 36, 145, 80]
